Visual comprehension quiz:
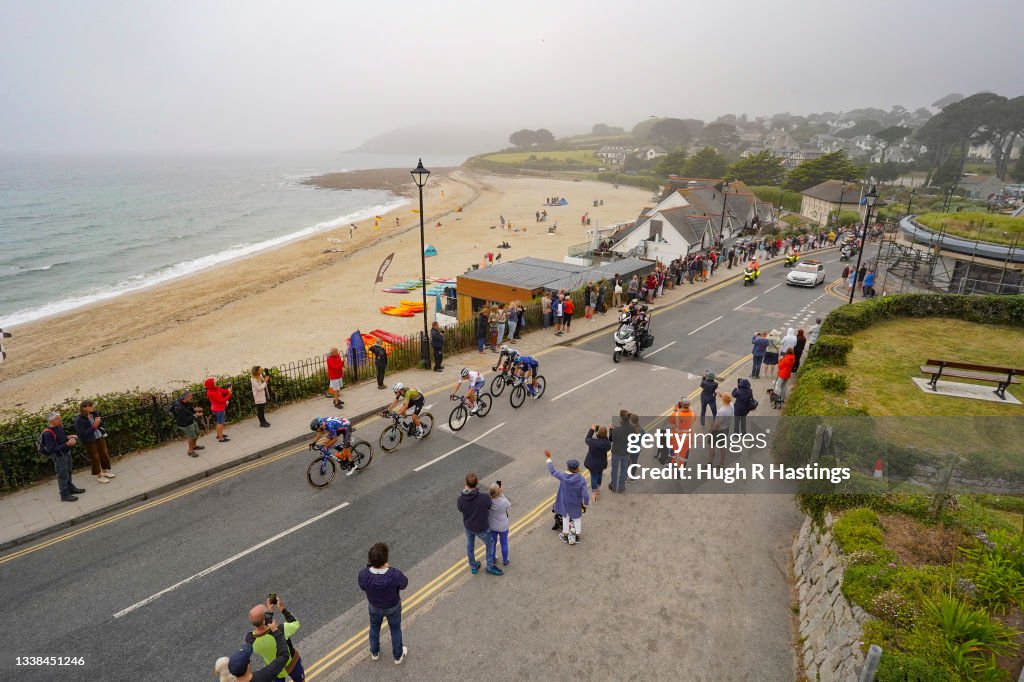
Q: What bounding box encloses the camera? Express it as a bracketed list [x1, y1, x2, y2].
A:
[268, 593, 277, 605]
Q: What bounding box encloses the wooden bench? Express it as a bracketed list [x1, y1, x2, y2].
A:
[919, 359, 1022, 400]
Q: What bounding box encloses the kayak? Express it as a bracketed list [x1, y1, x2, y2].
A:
[381, 288, 410, 293]
[380, 306, 416, 317]
[399, 300, 426, 308]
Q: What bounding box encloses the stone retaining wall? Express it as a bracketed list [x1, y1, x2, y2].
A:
[792, 513, 872, 682]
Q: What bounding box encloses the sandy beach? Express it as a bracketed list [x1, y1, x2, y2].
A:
[0, 171, 651, 413]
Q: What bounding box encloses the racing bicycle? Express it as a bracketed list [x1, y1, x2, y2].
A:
[489, 366, 515, 396]
[379, 410, 434, 453]
[509, 374, 546, 408]
[306, 440, 373, 488]
[448, 392, 492, 432]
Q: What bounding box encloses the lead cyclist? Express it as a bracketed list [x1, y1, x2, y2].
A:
[452, 367, 486, 413]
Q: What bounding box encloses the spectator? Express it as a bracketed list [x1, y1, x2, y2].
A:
[457, 473, 502, 575]
[493, 304, 508, 348]
[763, 330, 781, 379]
[793, 330, 807, 373]
[73, 400, 114, 484]
[699, 371, 719, 429]
[204, 377, 233, 443]
[563, 295, 575, 333]
[545, 451, 590, 543]
[541, 292, 552, 330]
[430, 322, 445, 372]
[488, 483, 511, 567]
[506, 300, 519, 342]
[369, 338, 388, 389]
[607, 410, 632, 493]
[326, 347, 345, 406]
[612, 278, 623, 308]
[807, 318, 822, 347]
[250, 366, 271, 428]
[597, 281, 608, 314]
[709, 393, 734, 466]
[627, 275, 639, 301]
[40, 412, 83, 502]
[776, 348, 796, 401]
[246, 596, 302, 680]
[358, 542, 409, 665]
[216, 622, 288, 682]
[515, 299, 525, 339]
[863, 270, 876, 297]
[780, 327, 797, 354]
[751, 331, 770, 379]
[668, 398, 694, 466]
[476, 307, 490, 353]
[169, 390, 204, 458]
[732, 378, 754, 436]
[583, 425, 611, 502]
[553, 294, 565, 336]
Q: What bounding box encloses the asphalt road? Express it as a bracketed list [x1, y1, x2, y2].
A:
[0, 257, 846, 681]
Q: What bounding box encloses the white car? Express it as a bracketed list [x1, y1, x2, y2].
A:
[786, 261, 825, 287]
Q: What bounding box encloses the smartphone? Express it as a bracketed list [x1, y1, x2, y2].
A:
[496, 480, 502, 488]
[268, 593, 277, 605]
[264, 611, 274, 626]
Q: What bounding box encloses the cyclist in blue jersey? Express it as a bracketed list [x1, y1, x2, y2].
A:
[452, 367, 486, 413]
[512, 355, 541, 397]
[310, 416, 357, 476]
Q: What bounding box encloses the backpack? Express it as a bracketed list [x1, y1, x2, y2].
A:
[37, 428, 56, 456]
[749, 397, 759, 411]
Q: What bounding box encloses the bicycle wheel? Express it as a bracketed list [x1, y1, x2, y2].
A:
[418, 412, 434, 439]
[306, 456, 336, 488]
[351, 440, 373, 471]
[509, 385, 526, 409]
[490, 374, 506, 396]
[534, 376, 547, 399]
[379, 425, 402, 453]
[449, 404, 468, 431]
[476, 393, 492, 417]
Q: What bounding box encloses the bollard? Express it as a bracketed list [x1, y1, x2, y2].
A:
[859, 644, 882, 682]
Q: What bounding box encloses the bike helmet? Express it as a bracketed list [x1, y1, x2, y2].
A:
[310, 417, 324, 432]
[392, 382, 404, 394]
[499, 344, 509, 354]
[460, 367, 470, 378]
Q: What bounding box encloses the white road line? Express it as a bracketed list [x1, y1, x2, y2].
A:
[425, 404, 434, 411]
[551, 368, 618, 402]
[113, 501, 350, 619]
[645, 341, 677, 357]
[687, 315, 723, 336]
[414, 422, 506, 472]
[825, 258, 838, 263]
[764, 283, 783, 293]
[734, 296, 758, 310]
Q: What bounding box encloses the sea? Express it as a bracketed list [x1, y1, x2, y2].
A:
[0, 152, 468, 328]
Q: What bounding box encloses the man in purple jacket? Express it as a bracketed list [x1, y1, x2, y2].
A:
[545, 451, 590, 543]
[358, 542, 409, 665]
[457, 473, 502, 575]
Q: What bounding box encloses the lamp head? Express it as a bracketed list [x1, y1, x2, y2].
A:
[410, 159, 430, 188]
[865, 185, 879, 208]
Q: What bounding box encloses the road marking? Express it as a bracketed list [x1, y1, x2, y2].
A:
[764, 283, 783, 293]
[424, 404, 434, 411]
[113, 502, 350, 619]
[413, 423, 506, 472]
[734, 296, 758, 310]
[687, 315, 723, 336]
[645, 341, 677, 357]
[550, 368, 617, 402]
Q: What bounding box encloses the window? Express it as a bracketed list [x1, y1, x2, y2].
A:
[650, 219, 663, 242]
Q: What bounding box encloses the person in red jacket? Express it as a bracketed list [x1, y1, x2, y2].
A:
[562, 296, 575, 333]
[326, 347, 345, 409]
[204, 377, 233, 443]
[776, 348, 796, 402]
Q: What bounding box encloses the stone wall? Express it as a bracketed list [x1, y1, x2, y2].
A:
[792, 513, 872, 682]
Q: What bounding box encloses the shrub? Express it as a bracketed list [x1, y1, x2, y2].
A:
[923, 594, 1019, 679]
[874, 653, 955, 682]
[871, 590, 922, 628]
[834, 508, 885, 554]
[818, 372, 850, 393]
[964, 553, 1024, 612]
[806, 334, 853, 366]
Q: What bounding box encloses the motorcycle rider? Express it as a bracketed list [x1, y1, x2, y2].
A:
[386, 382, 425, 438]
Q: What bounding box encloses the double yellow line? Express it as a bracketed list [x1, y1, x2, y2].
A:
[304, 490, 557, 678]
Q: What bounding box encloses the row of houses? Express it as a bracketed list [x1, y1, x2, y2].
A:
[595, 145, 668, 165]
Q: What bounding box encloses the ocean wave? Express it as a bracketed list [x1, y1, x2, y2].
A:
[0, 198, 409, 328]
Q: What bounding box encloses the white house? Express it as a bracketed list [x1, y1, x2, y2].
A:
[595, 145, 632, 165]
[609, 206, 713, 262]
[635, 145, 668, 161]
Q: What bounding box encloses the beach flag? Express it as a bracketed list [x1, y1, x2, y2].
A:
[374, 252, 395, 291]
[347, 330, 367, 366]
[374, 215, 383, 220]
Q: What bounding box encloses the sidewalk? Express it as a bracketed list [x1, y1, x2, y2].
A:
[0, 249, 801, 551]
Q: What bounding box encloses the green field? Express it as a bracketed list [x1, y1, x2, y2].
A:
[916, 212, 1024, 245]
[481, 150, 601, 165]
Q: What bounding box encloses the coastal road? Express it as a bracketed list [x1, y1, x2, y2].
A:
[0, 257, 845, 681]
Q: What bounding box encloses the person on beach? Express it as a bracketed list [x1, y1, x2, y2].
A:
[545, 451, 590, 543]
[488, 482, 511, 566]
[370, 338, 388, 389]
[476, 308, 490, 353]
[40, 412, 83, 502]
[169, 390, 204, 457]
[204, 377, 233, 443]
[584, 425, 611, 502]
[430, 321, 445, 372]
[326, 347, 345, 407]
[349, 223, 357, 240]
[74, 400, 115, 484]
[251, 366, 270, 427]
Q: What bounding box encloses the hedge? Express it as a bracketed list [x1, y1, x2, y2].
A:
[595, 172, 662, 192]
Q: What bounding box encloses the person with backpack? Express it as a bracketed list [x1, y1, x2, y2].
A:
[169, 389, 205, 458]
[39, 412, 84, 502]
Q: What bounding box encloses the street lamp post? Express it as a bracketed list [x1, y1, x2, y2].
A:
[849, 185, 879, 305]
[410, 159, 431, 369]
[718, 181, 730, 242]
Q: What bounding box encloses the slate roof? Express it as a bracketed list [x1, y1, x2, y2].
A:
[458, 257, 650, 292]
[800, 180, 864, 204]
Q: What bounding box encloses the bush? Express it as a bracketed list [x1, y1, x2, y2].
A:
[923, 594, 1019, 679]
[819, 295, 1024, 337]
[596, 172, 662, 192]
[818, 372, 850, 393]
[834, 508, 885, 553]
[806, 334, 854, 366]
[875, 653, 955, 682]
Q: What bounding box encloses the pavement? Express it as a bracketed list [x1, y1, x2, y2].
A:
[0, 245, 844, 681]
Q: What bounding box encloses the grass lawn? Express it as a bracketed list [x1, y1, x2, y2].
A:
[916, 212, 1024, 245]
[481, 150, 600, 165]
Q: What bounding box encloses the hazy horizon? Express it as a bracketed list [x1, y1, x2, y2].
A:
[2, 0, 1022, 154]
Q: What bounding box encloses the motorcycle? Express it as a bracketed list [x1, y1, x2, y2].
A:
[784, 252, 800, 268]
[839, 245, 852, 261]
[743, 266, 760, 287]
[612, 313, 651, 362]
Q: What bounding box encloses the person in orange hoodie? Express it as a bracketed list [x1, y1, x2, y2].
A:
[668, 397, 695, 467]
[204, 377, 233, 443]
[776, 348, 796, 402]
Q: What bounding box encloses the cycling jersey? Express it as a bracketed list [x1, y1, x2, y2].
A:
[401, 388, 422, 402]
[322, 417, 352, 447]
[465, 370, 484, 386]
[515, 356, 539, 369]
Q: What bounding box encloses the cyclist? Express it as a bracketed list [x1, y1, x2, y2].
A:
[452, 367, 486, 414]
[309, 416, 357, 476]
[492, 345, 518, 374]
[386, 382, 425, 438]
[512, 354, 541, 397]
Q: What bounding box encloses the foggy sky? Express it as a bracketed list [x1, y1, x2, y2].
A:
[1, 0, 1022, 154]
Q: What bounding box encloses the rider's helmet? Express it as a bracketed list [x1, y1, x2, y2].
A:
[392, 382, 404, 394]
[310, 417, 324, 432]
[460, 367, 470, 378]
[499, 344, 509, 354]
[508, 350, 520, 362]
